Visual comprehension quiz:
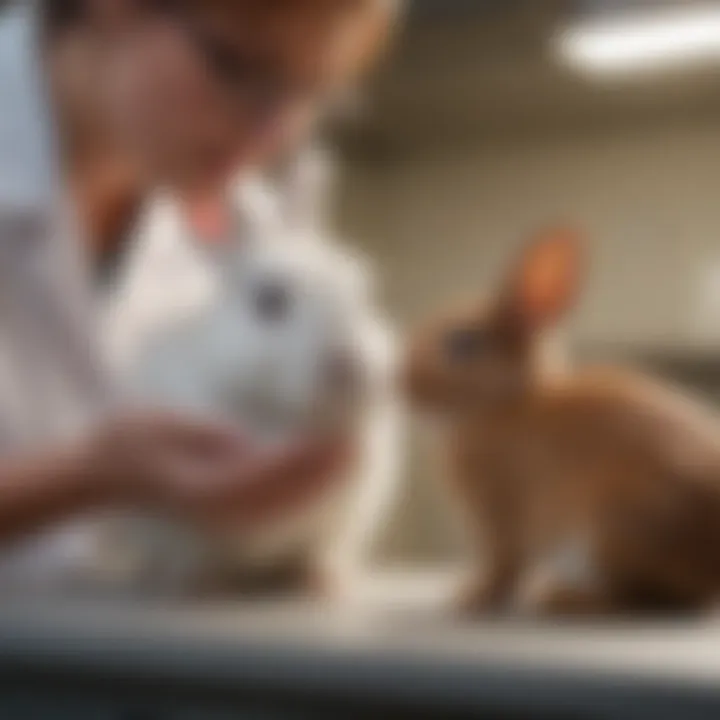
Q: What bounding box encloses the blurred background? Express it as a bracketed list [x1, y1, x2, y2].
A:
[331, 0, 720, 564]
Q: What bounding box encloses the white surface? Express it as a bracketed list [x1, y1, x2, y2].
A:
[1, 570, 720, 690]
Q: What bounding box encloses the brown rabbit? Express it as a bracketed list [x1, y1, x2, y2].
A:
[404, 228, 720, 618]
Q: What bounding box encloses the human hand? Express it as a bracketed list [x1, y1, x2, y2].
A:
[86, 411, 350, 530]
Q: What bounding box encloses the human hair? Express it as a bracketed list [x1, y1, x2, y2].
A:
[41, 0, 404, 44]
[42, 0, 85, 34]
[42, 0, 403, 91]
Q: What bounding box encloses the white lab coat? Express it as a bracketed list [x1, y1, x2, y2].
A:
[0, 2, 116, 587]
[0, 2, 111, 451]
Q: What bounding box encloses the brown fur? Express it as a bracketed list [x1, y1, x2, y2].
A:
[404, 228, 720, 617]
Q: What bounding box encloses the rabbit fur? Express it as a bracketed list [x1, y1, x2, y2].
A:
[0, 154, 402, 598]
[93, 155, 402, 596]
[404, 227, 720, 618]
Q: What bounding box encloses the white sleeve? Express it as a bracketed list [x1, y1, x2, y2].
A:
[0, 3, 57, 208]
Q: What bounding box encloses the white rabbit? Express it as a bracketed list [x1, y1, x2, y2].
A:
[87, 158, 403, 596]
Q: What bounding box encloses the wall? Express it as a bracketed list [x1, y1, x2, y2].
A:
[337, 119, 720, 561]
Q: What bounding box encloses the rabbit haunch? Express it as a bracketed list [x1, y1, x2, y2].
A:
[405, 228, 720, 617]
[89, 176, 401, 594]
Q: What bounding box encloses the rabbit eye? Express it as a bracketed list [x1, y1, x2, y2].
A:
[254, 280, 291, 322]
[444, 328, 486, 362]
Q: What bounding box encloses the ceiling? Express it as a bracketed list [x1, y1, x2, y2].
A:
[339, 0, 720, 157]
[408, 0, 525, 22]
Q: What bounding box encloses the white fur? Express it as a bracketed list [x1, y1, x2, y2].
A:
[89, 172, 403, 593]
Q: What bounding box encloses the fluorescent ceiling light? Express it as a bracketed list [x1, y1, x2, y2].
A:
[556, 5, 720, 76]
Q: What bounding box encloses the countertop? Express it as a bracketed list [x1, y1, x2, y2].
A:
[1, 570, 720, 718]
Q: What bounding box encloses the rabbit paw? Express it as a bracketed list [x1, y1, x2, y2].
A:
[518, 584, 612, 618]
[515, 536, 610, 618]
[455, 576, 514, 618]
[515, 564, 609, 618]
[302, 561, 343, 600]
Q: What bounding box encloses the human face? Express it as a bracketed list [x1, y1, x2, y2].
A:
[97, 1, 386, 202]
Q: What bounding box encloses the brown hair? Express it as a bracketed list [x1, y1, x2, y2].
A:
[187, 0, 401, 78]
[43, 0, 84, 32]
[44, 0, 400, 83]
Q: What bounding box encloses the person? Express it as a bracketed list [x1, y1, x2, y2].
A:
[0, 0, 400, 550]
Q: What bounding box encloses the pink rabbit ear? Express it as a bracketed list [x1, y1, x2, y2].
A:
[280, 145, 334, 230]
[504, 226, 585, 330]
[183, 195, 234, 245]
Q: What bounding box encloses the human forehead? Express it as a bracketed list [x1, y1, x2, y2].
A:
[196, 1, 385, 36]
[186, 0, 392, 88]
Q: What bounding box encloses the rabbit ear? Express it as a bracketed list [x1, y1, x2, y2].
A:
[177, 182, 266, 258]
[279, 145, 335, 230]
[503, 227, 584, 330]
[183, 200, 234, 244]
[226, 177, 284, 246]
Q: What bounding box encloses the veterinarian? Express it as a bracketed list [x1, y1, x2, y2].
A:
[0, 0, 398, 549]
